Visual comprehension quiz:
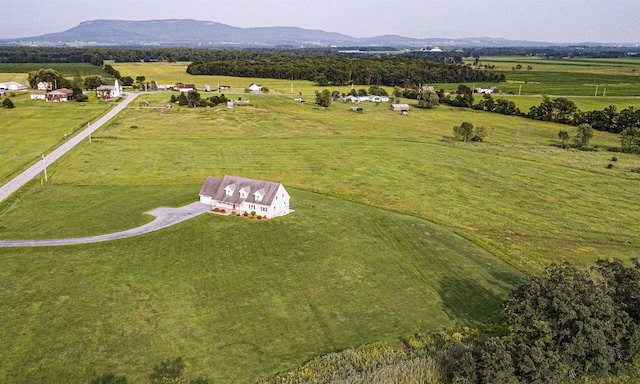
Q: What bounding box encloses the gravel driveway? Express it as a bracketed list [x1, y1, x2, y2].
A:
[0, 201, 211, 247]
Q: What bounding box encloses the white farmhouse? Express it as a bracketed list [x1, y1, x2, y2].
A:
[37, 81, 52, 91]
[96, 79, 122, 98]
[248, 83, 262, 93]
[199, 175, 291, 219]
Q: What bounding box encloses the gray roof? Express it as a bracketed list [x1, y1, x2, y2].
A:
[199, 175, 282, 206]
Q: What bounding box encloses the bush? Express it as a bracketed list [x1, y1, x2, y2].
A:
[212, 207, 220, 212]
[242, 212, 249, 216]
[611, 156, 618, 161]
[256, 215, 262, 220]
[607, 163, 614, 169]
[2, 98, 15, 109]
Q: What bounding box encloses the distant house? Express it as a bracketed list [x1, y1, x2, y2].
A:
[390, 103, 410, 111]
[37, 81, 52, 91]
[347, 95, 389, 103]
[475, 87, 496, 94]
[248, 83, 262, 93]
[96, 79, 122, 98]
[420, 85, 435, 93]
[0, 82, 28, 91]
[45, 88, 74, 102]
[219, 85, 231, 90]
[30, 92, 47, 100]
[204, 84, 211, 92]
[199, 175, 291, 219]
[177, 84, 196, 92]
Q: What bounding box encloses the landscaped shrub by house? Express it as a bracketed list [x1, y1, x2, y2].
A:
[256, 215, 262, 220]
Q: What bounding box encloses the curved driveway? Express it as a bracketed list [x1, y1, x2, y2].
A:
[0, 201, 211, 247]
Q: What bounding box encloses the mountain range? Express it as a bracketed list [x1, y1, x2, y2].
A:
[0, 19, 574, 48]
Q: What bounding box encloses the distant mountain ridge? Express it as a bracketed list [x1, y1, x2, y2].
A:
[0, 19, 600, 48]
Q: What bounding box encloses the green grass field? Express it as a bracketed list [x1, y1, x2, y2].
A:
[0, 92, 112, 186]
[1, 58, 640, 382]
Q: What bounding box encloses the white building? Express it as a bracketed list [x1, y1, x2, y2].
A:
[0, 82, 28, 91]
[199, 175, 291, 219]
[248, 83, 262, 93]
[96, 79, 122, 98]
[37, 82, 52, 91]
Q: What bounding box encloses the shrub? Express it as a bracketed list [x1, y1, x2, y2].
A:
[251, 211, 256, 217]
[212, 207, 220, 212]
[611, 156, 618, 161]
[256, 215, 262, 220]
[242, 212, 249, 216]
[220, 209, 226, 213]
[607, 164, 613, 169]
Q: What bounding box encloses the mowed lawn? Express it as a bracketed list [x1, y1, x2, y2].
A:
[0, 186, 522, 383]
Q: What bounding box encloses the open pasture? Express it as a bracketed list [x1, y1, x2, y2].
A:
[0, 93, 111, 186]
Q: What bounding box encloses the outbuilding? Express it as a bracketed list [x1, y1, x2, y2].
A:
[390, 103, 410, 111]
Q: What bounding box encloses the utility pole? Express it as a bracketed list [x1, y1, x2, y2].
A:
[291, 83, 293, 94]
[519, 85, 522, 95]
[603, 87, 607, 97]
[595, 85, 599, 97]
[42, 154, 48, 182]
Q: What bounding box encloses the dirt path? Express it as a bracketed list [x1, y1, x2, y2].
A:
[0, 201, 211, 247]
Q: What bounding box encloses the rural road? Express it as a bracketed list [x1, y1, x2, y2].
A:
[0, 92, 138, 203]
[0, 201, 211, 247]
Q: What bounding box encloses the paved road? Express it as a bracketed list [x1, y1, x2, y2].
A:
[0, 201, 211, 247]
[0, 92, 138, 203]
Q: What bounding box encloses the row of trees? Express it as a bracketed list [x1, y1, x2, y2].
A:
[186, 58, 505, 88]
[170, 90, 229, 108]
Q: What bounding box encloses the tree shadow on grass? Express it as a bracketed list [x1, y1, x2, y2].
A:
[437, 276, 510, 323]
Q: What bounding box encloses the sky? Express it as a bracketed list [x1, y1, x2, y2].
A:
[1, 0, 639, 44]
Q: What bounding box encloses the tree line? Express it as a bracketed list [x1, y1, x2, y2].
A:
[186, 57, 505, 87]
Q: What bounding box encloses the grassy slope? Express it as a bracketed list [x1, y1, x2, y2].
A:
[0, 187, 521, 383]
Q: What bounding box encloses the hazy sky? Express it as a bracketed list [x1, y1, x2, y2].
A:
[2, 0, 639, 43]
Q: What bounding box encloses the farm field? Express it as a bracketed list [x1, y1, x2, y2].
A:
[461, 56, 640, 97]
[0, 92, 112, 186]
[0, 58, 640, 382]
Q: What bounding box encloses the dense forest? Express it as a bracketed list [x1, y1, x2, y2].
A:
[186, 57, 505, 87]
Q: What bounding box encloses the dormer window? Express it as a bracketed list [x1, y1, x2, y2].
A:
[254, 188, 265, 202]
[239, 186, 250, 199]
[224, 183, 236, 196]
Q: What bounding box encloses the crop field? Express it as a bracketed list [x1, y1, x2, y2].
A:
[0, 92, 112, 186]
[461, 56, 640, 97]
[1, 59, 640, 382]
